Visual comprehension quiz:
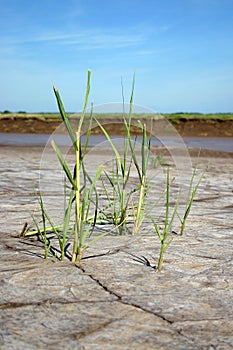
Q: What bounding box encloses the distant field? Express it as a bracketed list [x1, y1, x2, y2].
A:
[0, 112, 233, 121]
[163, 112, 233, 121]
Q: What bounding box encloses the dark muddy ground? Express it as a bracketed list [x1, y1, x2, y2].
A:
[0, 116, 233, 137]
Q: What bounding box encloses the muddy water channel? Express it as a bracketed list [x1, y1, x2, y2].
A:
[0, 145, 233, 349]
[0, 133, 233, 153]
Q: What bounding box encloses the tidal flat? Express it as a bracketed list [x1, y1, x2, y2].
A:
[0, 145, 232, 349]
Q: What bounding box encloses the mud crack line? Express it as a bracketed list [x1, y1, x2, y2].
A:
[77, 263, 174, 325]
[76, 264, 198, 343]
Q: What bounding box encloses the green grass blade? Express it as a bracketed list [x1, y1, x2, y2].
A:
[95, 120, 123, 172]
[184, 169, 205, 220]
[126, 130, 142, 184]
[78, 69, 91, 135]
[43, 210, 61, 241]
[185, 166, 197, 209]
[82, 102, 93, 158]
[141, 124, 146, 176]
[31, 214, 41, 236]
[129, 73, 136, 121]
[51, 140, 76, 189]
[63, 187, 74, 236]
[89, 166, 104, 195]
[84, 231, 110, 248]
[83, 165, 103, 224]
[164, 237, 174, 252]
[165, 169, 170, 231]
[24, 223, 67, 236]
[53, 86, 77, 149]
[121, 77, 126, 119]
[152, 220, 163, 242]
[167, 189, 181, 234]
[34, 193, 50, 258]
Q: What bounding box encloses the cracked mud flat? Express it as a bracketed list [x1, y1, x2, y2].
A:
[0, 145, 233, 350]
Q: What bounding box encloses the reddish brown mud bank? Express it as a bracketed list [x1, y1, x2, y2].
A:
[0, 117, 233, 137]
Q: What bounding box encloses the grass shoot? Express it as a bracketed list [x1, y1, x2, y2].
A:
[152, 169, 180, 271]
[177, 165, 206, 235]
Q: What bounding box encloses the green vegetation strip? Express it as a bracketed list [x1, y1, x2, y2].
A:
[1, 112, 233, 121]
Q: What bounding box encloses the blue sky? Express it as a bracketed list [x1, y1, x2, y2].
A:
[0, 0, 233, 113]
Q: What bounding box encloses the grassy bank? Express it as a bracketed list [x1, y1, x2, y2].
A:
[1, 111, 233, 121]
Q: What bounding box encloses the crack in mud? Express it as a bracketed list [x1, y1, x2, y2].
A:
[74, 263, 195, 342]
[76, 264, 173, 323]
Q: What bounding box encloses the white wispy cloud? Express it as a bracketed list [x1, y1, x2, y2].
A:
[0, 21, 170, 53]
[0, 28, 146, 51]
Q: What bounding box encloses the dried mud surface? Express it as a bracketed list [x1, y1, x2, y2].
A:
[0, 146, 233, 349]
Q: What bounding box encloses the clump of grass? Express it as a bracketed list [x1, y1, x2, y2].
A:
[96, 135, 133, 234]
[25, 70, 107, 263]
[96, 77, 152, 235]
[98, 158, 131, 233]
[52, 71, 108, 263]
[151, 163, 205, 270]
[21, 70, 205, 271]
[95, 78, 135, 234]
